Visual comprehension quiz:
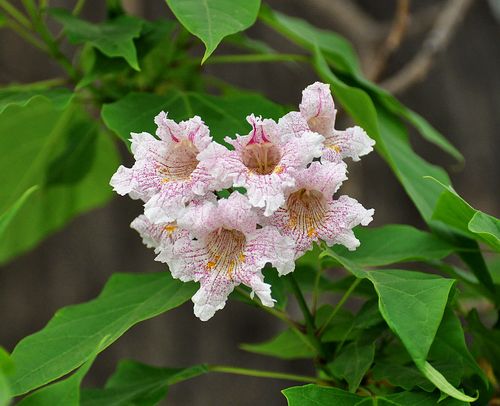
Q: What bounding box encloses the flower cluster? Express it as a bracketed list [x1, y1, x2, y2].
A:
[110, 82, 375, 321]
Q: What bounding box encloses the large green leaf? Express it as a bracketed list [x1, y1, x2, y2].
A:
[0, 348, 13, 406]
[283, 384, 362, 406]
[0, 87, 73, 113]
[283, 385, 470, 406]
[9, 272, 197, 395]
[429, 308, 486, 385]
[81, 361, 208, 405]
[0, 185, 38, 238]
[240, 329, 316, 360]
[260, 8, 463, 162]
[50, 9, 143, 70]
[328, 341, 375, 392]
[322, 251, 476, 402]
[166, 0, 261, 63]
[0, 97, 118, 265]
[331, 224, 454, 267]
[429, 177, 500, 252]
[101, 90, 285, 146]
[17, 353, 99, 406]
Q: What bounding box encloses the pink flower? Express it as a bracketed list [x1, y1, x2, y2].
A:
[198, 114, 324, 217]
[130, 214, 187, 264]
[170, 192, 295, 321]
[280, 82, 375, 162]
[267, 161, 374, 257]
[110, 113, 222, 223]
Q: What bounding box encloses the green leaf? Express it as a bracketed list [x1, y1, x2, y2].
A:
[331, 224, 454, 267]
[259, 7, 360, 74]
[429, 308, 487, 386]
[0, 185, 38, 238]
[372, 361, 433, 392]
[101, 90, 285, 146]
[9, 272, 197, 395]
[324, 250, 476, 402]
[429, 177, 500, 252]
[283, 385, 470, 406]
[0, 97, 118, 265]
[366, 270, 454, 364]
[261, 8, 462, 162]
[17, 349, 101, 406]
[0, 348, 13, 406]
[283, 384, 363, 406]
[467, 310, 500, 377]
[0, 87, 73, 114]
[50, 9, 143, 70]
[240, 329, 315, 360]
[263, 267, 288, 310]
[328, 341, 375, 392]
[166, 0, 261, 63]
[81, 361, 208, 405]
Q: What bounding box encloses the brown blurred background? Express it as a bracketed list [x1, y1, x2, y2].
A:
[1, 0, 499, 404]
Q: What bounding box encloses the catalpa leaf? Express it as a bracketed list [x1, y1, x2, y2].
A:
[166, 0, 261, 63]
[429, 177, 500, 252]
[9, 273, 196, 395]
[331, 224, 454, 266]
[50, 8, 143, 70]
[0, 97, 118, 265]
[81, 361, 208, 406]
[101, 90, 285, 146]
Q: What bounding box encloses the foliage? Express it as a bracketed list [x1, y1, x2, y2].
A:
[0, 0, 498, 405]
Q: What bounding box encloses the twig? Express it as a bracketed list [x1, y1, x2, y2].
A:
[382, 0, 475, 94]
[368, 0, 410, 81]
[208, 364, 328, 384]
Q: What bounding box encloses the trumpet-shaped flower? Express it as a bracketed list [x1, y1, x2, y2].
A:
[298, 82, 375, 162]
[198, 114, 324, 217]
[130, 214, 187, 263]
[267, 161, 374, 257]
[110, 113, 220, 223]
[170, 192, 295, 321]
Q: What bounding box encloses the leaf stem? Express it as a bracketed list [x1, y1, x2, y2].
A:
[202, 53, 309, 65]
[0, 0, 32, 28]
[208, 364, 322, 384]
[317, 278, 361, 336]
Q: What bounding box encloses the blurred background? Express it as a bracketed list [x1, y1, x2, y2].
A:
[1, 0, 499, 404]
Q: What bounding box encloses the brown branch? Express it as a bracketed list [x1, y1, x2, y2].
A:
[381, 0, 475, 94]
[368, 0, 410, 81]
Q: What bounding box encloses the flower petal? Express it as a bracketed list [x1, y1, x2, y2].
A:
[318, 195, 374, 250]
[299, 82, 336, 136]
[323, 126, 375, 162]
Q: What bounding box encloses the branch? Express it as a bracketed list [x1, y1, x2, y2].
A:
[382, 0, 475, 94]
[368, 0, 410, 81]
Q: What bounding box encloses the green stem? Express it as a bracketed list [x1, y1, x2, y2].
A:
[288, 275, 327, 359]
[311, 262, 323, 314]
[208, 365, 322, 384]
[201, 53, 309, 65]
[289, 274, 316, 333]
[0, 0, 31, 28]
[317, 278, 361, 337]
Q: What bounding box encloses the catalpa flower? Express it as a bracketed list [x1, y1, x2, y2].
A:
[130, 214, 187, 264]
[198, 114, 324, 216]
[268, 161, 374, 257]
[297, 82, 375, 162]
[110, 113, 220, 223]
[170, 192, 295, 321]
